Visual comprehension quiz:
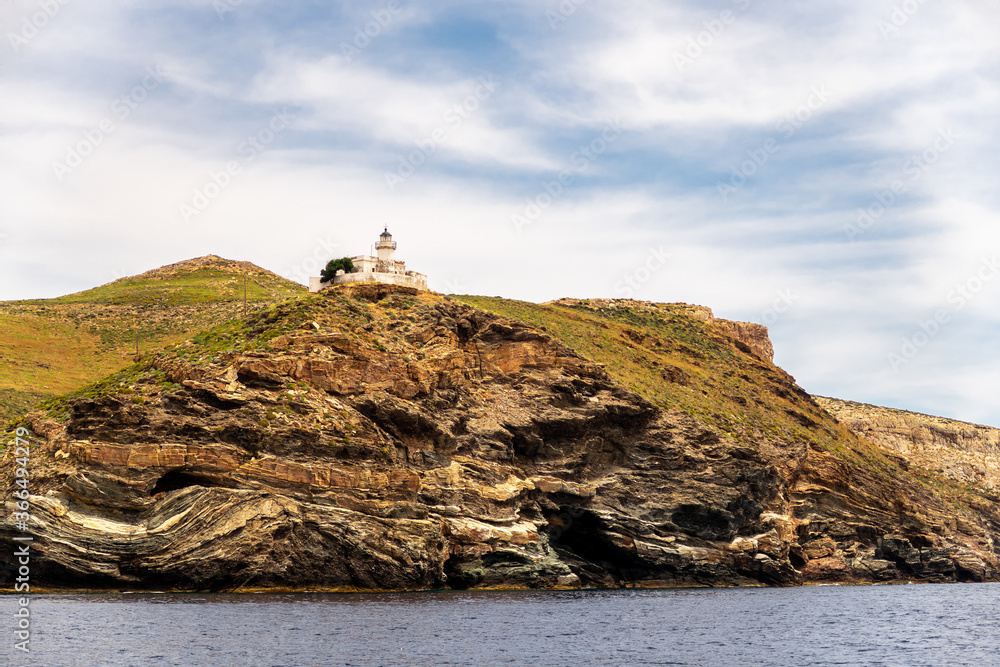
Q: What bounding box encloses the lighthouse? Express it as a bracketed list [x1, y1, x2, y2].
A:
[309, 227, 428, 292]
[376, 227, 397, 268]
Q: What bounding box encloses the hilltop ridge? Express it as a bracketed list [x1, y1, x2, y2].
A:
[134, 254, 278, 279]
[60, 255, 280, 297]
[0, 255, 305, 424]
[51, 255, 305, 305]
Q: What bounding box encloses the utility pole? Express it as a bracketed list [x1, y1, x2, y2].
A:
[243, 273, 248, 316]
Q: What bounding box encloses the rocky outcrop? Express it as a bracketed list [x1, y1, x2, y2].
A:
[712, 319, 774, 362]
[2, 286, 998, 592]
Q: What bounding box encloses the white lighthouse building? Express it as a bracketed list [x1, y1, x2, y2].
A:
[309, 228, 428, 292]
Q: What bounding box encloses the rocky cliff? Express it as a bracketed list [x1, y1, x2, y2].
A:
[2, 285, 999, 591]
[816, 397, 1000, 493]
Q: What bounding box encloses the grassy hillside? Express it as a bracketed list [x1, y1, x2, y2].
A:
[0, 255, 306, 425]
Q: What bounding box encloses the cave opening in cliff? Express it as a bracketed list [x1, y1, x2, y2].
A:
[546, 506, 650, 583]
[150, 470, 221, 495]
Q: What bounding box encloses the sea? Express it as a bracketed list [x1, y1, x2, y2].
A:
[1, 583, 996, 666]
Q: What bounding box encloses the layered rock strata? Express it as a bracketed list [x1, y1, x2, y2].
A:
[2, 286, 998, 591]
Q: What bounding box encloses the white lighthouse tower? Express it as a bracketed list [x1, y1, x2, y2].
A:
[376, 227, 397, 270]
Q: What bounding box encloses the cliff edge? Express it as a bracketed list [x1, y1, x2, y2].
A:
[816, 397, 1000, 492]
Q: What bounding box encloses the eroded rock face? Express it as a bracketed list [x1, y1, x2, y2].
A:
[816, 397, 1000, 491]
[2, 287, 998, 591]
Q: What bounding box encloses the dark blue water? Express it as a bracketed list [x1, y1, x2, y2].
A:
[1, 584, 996, 666]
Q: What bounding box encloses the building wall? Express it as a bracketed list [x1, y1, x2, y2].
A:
[310, 271, 428, 293]
[352, 256, 377, 273]
[350, 255, 406, 275]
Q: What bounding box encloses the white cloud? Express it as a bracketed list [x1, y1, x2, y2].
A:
[246, 54, 555, 171]
[2, 0, 1000, 426]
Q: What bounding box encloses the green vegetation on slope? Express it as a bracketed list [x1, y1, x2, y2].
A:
[0, 256, 306, 426]
[21, 288, 437, 428]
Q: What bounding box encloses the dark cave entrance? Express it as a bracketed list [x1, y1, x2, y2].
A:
[150, 470, 220, 495]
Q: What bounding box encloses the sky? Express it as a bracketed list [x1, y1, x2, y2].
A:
[1, 0, 998, 426]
